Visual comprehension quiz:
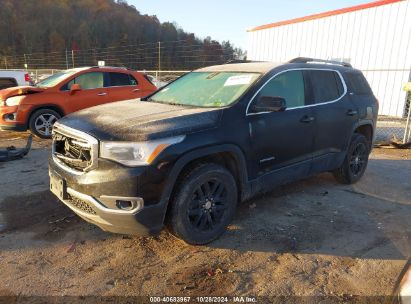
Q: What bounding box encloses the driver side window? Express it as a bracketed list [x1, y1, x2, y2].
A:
[63, 72, 104, 90]
[255, 70, 306, 110]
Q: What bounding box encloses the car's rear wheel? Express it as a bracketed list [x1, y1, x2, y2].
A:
[333, 133, 369, 184]
[169, 163, 238, 245]
[29, 109, 61, 139]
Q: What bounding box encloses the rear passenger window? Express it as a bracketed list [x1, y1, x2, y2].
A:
[0, 78, 18, 90]
[309, 70, 344, 103]
[108, 73, 138, 86]
[344, 72, 372, 95]
[256, 70, 306, 108]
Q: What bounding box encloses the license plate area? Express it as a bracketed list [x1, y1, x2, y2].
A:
[50, 173, 67, 200]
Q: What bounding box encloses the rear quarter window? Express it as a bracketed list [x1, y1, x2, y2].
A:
[308, 70, 345, 103]
[344, 72, 372, 95]
[0, 78, 18, 90]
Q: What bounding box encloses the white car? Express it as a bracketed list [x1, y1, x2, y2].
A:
[0, 70, 33, 90]
[146, 74, 169, 88]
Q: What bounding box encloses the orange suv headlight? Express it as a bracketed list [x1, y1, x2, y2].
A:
[5, 96, 24, 107]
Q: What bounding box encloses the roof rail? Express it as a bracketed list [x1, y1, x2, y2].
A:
[289, 57, 352, 68]
[225, 59, 261, 64]
[91, 66, 129, 70]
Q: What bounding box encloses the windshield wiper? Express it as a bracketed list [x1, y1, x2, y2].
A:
[143, 99, 198, 108]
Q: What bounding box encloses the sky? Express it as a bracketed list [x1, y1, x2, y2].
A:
[129, 0, 369, 49]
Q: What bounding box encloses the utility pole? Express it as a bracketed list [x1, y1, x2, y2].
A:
[65, 49, 69, 69]
[23, 53, 27, 70]
[4, 57, 7, 69]
[158, 41, 161, 71]
[71, 50, 75, 68]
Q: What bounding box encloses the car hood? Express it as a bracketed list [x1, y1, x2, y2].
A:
[57, 99, 223, 141]
[0, 86, 44, 101]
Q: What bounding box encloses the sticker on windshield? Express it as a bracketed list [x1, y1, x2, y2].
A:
[224, 75, 253, 86]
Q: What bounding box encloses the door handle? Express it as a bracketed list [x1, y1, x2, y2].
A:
[346, 109, 358, 116]
[97, 92, 107, 96]
[132, 88, 141, 92]
[300, 115, 315, 123]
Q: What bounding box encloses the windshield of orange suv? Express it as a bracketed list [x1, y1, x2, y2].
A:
[148, 71, 261, 107]
[35, 70, 78, 88]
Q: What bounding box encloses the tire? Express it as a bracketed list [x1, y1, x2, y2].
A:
[169, 163, 238, 245]
[333, 133, 370, 184]
[29, 109, 61, 139]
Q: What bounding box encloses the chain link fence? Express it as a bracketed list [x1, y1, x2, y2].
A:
[0, 40, 238, 71]
[375, 91, 411, 145]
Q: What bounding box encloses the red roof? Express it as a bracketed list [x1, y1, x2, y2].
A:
[248, 0, 405, 32]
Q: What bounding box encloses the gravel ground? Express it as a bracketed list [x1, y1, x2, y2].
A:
[0, 130, 410, 302]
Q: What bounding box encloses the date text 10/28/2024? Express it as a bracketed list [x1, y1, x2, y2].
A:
[149, 296, 257, 303]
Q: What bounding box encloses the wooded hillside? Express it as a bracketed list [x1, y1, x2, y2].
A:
[0, 0, 243, 69]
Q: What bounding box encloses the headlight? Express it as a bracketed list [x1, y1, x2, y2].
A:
[5, 96, 23, 106]
[100, 135, 185, 166]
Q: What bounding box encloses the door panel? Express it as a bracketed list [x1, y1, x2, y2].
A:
[247, 70, 315, 181]
[313, 99, 358, 155]
[65, 88, 110, 113]
[63, 72, 109, 113]
[249, 108, 315, 176]
[307, 70, 359, 173]
[107, 86, 147, 101]
[107, 72, 147, 101]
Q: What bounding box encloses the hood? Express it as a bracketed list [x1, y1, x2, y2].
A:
[58, 99, 223, 141]
[0, 86, 44, 101]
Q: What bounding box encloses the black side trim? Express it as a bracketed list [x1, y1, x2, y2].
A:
[0, 123, 27, 131]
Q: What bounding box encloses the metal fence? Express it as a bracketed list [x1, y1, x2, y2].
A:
[0, 41, 237, 71]
[376, 113, 411, 144]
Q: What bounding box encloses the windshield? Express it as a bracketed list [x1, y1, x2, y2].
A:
[148, 72, 260, 107]
[36, 70, 78, 88]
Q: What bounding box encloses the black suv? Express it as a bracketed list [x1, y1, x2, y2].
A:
[49, 58, 378, 244]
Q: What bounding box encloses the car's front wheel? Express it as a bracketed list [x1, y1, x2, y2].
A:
[333, 133, 370, 184]
[29, 109, 61, 139]
[169, 163, 238, 245]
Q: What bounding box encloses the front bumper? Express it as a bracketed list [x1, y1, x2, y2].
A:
[0, 105, 27, 131]
[48, 157, 170, 235]
[0, 123, 26, 131]
[52, 184, 149, 235]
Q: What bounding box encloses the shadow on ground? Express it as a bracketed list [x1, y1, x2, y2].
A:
[1, 158, 410, 263]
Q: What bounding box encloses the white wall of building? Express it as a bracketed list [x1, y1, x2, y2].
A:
[247, 0, 411, 117]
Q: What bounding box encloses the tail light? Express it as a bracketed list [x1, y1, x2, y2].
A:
[24, 73, 31, 82]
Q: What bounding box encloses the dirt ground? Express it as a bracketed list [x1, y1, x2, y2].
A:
[0, 130, 410, 301]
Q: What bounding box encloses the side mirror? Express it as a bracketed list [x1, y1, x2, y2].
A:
[70, 84, 81, 94]
[252, 96, 286, 113]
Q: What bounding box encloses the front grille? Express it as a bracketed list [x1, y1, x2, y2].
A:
[52, 125, 97, 172]
[66, 194, 97, 215]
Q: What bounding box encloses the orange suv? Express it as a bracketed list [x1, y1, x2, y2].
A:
[0, 67, 157, 138]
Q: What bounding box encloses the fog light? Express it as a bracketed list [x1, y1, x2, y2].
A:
[116, 200, 136, 211]
[5, 113, 16, 121]
[99, 195, 144, 211]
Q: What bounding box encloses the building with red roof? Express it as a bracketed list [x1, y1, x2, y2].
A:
[247, 0, 411, 117]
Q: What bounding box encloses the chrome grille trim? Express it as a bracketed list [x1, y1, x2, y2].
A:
[52, 122, 98, 174]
